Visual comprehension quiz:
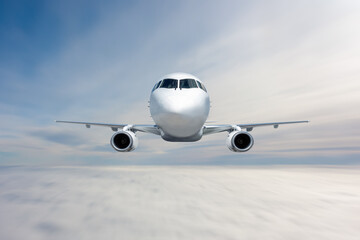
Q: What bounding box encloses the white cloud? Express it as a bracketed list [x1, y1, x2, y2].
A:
[1, 166, 360, 239]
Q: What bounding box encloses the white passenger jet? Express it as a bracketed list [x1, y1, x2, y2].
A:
[57, 73, 308, 152]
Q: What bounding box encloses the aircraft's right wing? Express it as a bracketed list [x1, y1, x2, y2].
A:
[203, 120, 309, 135]
[55, 120, 161, 135]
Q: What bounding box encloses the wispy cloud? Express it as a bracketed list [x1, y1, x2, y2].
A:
[29, 129, 87, 146]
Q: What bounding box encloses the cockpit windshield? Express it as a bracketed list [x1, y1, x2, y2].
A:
[153, 78, 207, 92]
[180, 79, 198, 89]
[152, 81, 161, 92]
[160, 79, 178, 89]
[196, 80, 207, 92]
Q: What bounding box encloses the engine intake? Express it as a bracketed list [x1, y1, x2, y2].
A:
[111, 130, 138, 152]
[226, 131, 254, 152]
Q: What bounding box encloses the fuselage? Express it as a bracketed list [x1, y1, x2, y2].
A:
[149, 73, 210, 142]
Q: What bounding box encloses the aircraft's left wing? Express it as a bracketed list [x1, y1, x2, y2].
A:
[203, 120, 309, 135]
[55, 120, 161, 135]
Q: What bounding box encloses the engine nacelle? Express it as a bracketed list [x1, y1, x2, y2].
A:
[110, 130, 138, 152]
[226, 131, 254, 152]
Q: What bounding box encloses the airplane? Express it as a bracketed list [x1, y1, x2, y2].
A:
[56, 72, 308, 152]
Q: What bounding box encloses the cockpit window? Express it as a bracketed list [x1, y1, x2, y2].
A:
[152, 81, 162, 92]
[196, 80, 207, 92]
[180, 79, 198, 89]
[159, 79, 178, 89]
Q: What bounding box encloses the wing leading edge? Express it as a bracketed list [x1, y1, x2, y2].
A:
[203, 120, 309, 135]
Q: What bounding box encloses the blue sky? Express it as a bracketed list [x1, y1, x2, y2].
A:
[0, 0, 360, 165]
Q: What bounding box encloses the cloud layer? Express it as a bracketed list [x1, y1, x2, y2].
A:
[0, 166, 359, 240]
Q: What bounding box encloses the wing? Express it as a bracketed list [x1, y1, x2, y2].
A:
[55, 120, 161, 135]
[203, 120, 309, 135]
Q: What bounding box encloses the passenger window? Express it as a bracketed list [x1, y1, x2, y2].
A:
[180, 79, 198, 89]
[160, 79, 178, 89]
[196, 80, 207, 92]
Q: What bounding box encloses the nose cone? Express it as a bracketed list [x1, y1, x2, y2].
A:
[150, 89, 209, 138]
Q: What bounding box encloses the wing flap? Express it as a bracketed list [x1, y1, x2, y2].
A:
[237, 121, 309, 129]
[55, 120, 160, 135]
[203, 125, 232, 135]
[203, 121, 308, 135]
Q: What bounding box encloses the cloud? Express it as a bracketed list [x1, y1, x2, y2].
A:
[36, 222, 62, 235]
[1, 166, 360, 239]
[30, 129, 87, 146]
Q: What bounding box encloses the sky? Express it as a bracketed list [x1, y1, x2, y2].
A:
[0, 0, 360, 165]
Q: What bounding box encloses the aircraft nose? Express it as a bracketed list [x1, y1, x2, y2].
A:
[150, 90, 209, 138]
[162, 92, 205, 117]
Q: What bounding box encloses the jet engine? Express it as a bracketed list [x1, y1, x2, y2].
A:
[110, 130, 138, 152]
[226, 131, 254, 152]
